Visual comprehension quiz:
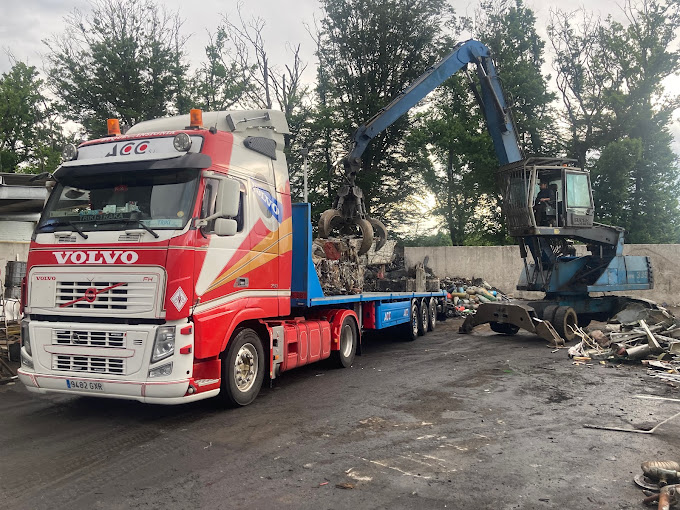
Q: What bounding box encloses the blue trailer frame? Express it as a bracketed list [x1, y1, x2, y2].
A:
[290, 203, 446, 330]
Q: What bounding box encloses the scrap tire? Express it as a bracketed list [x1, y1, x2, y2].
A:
[219, 328, 265, 407]
[541, 304, 560, 324]
[417, 299, 429, 336]
[553, 306, 578, 342]
[427, 298, 437, 332]
[331, 316, 358, 368]
[489, 322, 520, 335]
[402, 301, 420, 341]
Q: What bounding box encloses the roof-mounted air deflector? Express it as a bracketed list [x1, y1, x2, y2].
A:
[243, 136, 277, 160]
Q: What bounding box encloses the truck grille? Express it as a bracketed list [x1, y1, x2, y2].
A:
[56, 281, 156, 311]
[53, 329, 125, 348]
[53, 355, 125, 375]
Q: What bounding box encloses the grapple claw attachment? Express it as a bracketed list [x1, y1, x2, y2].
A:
[368, 217, 388, 252]
[354, 218, 374, 256]
[318, 209, 342, 239]
[317, 209, 387, 256]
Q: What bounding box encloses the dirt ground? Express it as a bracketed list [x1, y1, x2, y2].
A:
[1, 318, 678, 510]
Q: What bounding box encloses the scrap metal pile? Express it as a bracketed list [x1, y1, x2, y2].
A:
[312, 238, 364, 295]
[440, 277, 509, 317]
[568, 305, 680, 385]
[313, 239, 511, 308]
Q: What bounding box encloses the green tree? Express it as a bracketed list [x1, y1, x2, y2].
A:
[0, 61, 65, 174]
[189, 27, 253, 112]
[410, 0, 555, 245]
[550, 0, 680, 242]
[314, 0, 455, 228]
[45, 0, 188, 137]
[472, 0, 558, 156]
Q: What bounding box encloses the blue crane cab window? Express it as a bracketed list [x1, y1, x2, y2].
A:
[566, 173, 591, 208]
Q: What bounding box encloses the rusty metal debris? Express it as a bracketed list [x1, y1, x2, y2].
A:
[313, 238, 364, 295]
[568, 306, 679, 373]
[635, 461, 680, 509]
[643, 484, 679, 510]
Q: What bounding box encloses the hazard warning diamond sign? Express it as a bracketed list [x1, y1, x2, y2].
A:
[170, 286, 188, 311]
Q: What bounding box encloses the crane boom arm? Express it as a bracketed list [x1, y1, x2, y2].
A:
[346, 39, 523, 167]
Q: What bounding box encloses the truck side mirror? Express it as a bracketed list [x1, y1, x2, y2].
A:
[217, 178, 240, 218]
[214, 218, 237, 236]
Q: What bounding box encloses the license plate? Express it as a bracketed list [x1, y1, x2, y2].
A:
[66, 379, 105, 392]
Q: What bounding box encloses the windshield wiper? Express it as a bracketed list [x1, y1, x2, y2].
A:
[125, 218, 160, 239]
[76, 217, 160, 238]
[37, 220, 89, 240]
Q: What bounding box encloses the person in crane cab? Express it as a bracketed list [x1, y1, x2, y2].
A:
[534, 179, 556, 226]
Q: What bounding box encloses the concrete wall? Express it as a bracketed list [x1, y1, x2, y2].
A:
[405, 244, 680, 306]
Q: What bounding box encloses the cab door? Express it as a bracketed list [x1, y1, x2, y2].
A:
[563, 170, 595, 228]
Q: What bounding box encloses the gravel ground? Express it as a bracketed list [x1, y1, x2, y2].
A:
[1, 319, 678, 510]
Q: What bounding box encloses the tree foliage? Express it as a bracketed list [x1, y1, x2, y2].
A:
[471, 0, 558, 156]
[5, 0, 674, 244]
[409, 0, 555, 245]
[550, 0, 680, 243]
[313, 0, 455, 227]
[45, 0, 188, 137]
[0, 61, 66, 174]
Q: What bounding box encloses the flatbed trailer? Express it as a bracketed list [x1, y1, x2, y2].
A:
[267, 202, 447, 378]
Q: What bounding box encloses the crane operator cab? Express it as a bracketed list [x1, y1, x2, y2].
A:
[498, 158, 595, 236]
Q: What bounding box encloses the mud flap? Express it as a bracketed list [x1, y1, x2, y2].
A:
[459, 302, 564, 346]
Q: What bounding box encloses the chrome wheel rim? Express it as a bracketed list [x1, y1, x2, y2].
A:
[412, 306, 419, 336]
[234, 342, 258, 392]
[341, 324, 354, 358]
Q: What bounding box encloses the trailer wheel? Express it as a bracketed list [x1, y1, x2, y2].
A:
[489, 322, 520, 335]
[553, 306, 578, 342]
[427, 298, 437, 332]
[331, 317, 358, 368]
[417, 299, 429, 336]
[402, 301, 420, 341]
[219, 328, 265, 407]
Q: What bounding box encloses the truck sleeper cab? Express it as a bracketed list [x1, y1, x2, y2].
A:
[18, 109, 446, 405]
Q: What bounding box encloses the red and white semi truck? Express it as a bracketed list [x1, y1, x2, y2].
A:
[17, 109, 445, 405]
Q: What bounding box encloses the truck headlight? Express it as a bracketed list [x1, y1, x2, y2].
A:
[21, 320, 31, 356]
[151, 326, 175, 363]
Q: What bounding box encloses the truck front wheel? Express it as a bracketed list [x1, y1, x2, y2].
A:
[219, 328, 265, 407]
[331, 316, 358, 368]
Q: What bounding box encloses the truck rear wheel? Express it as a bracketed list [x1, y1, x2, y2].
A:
[331, 316, 358, 368]
[417, 299, 428, 336]
[219, 328, 265, 407]
[402, 301, 420, 341]
[427, 298, 437, 332]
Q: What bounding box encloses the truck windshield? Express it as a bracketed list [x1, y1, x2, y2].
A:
[37, 168, 199, 233]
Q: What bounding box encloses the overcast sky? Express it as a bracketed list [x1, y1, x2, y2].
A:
[1, 0, 678, 153]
